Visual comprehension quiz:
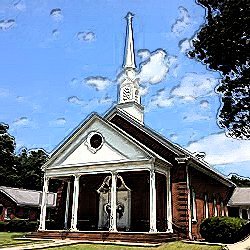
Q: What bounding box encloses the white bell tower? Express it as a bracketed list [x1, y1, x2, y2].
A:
[117, 12, 144, 124]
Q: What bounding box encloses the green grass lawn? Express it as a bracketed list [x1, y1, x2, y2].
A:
[0, 233, 224, 250]
[50, 241, 223, 250]
[0, 232, 50, 248]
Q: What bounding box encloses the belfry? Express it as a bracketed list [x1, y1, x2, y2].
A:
[118, 12, 144, 124]
[32, 12, 235, 243]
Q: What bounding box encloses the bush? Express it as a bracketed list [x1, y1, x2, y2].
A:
[5, 219, 28, 232]
[4, 219, 39, 232]
[0, 221, 7, 231]
[200, 217, 248, 243]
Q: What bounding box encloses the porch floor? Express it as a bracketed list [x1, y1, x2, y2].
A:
[27, 230, 179, 244]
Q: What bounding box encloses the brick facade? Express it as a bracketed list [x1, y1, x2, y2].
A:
[188, 166, 234, 238]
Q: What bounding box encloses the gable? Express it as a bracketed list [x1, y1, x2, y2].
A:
[45, 115, 152, 169]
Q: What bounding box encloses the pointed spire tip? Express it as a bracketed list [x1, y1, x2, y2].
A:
[125, 12, 134, 20]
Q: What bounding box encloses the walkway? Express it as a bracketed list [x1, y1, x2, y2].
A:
[226, 235, 250, 250]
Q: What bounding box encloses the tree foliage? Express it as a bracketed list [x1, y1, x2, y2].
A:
[230, 174, 250, 187]
[189, 0, 250, 139]
[0, 124, 16, 187]
[0, 123, 49, 190]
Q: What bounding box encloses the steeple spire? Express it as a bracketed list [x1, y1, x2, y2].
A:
[123, 12, 136, 69]
[117, 12, 144, 124]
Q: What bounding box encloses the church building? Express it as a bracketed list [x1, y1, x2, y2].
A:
[33, 13, 235, 243]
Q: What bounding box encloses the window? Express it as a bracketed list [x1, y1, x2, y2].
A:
[122, 86, 131, 101]
[204, 194, 209, 218]
[85, 132, 104, 153]
[191, 188, 197, 222]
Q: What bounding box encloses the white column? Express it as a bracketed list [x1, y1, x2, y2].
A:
[39, 176, 49, 231]
[247, 208, 250, 220]
[149, 169, 157, 232]
[64, 180, 71, 229]
[239, 208, 243, 219]
[166, 170, 173, 232]
[109, 172, 117, 232]
[70, 175, 80, 231]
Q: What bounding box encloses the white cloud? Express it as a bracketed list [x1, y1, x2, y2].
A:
[187, 133, 250, 165]
[170, 133, 178, 141]
[67, 96, 84, 105]
[69, 77, 78, 87]
[171, 73, 218, 100]
[77, 32, 95, 42]
[147, 89, 174, 110]
[179, 38, 193, 53]
[183, 113, 211, 122]
[138, 49, 177, 84]
[0, 88, 9, 97]
[84, 76, 112, 91]
[200, 100, 210, 109]
[139, 86, 149, 96]
[52, 29, 60, 39]
[14, 0, 26, 11]
[0, 19, 15, 31]
[98, 96, 113, 105]
[13, 117, 29, 126]
[171, 6, 191, 35]
[50, 8, 63, 22]
[137, 49, 150, 60]
[50, 117, 66, 126]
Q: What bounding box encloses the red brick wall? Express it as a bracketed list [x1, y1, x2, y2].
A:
[189, 166, 233, 238]
[171, 163, 189, 238]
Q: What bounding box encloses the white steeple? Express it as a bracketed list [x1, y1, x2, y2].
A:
[123, 12, 136, 70]
[117, 12, 144, 124]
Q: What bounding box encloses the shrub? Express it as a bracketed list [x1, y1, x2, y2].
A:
[200, 217, 248, 243]
[5, 219, 28, 232]
[0, 221, 7, 231]
[4, 219, 39, 232]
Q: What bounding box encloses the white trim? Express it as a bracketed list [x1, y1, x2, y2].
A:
[166, 169, 173, 232]
[70, 175, 80, 231]
[110, 172, 117, 232]
[149, 169, 157, 233]
[213, 198, 218, 217]
[186, 165, 192, 239]
[220, 201, 225, 216]
[64, 181, 71, 229]
[46, 161, 153, 178]
[39, 176, 49, 231]
[191, 188, 197, 222]
[204, 194, 209, 219]
[239, 208, 243, 219]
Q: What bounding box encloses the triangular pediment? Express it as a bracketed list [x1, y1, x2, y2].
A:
[45, 114, 151, 169]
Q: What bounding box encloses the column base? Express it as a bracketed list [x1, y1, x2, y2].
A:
[149, 228, 157, 233]
[166, 228, 173, 233]
[109, 228, 118, 232]
[70, 228, 79, 232]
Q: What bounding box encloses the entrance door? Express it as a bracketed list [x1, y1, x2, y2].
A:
[97, 175, 131, 231]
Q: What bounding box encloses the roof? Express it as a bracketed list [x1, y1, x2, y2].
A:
[105, 107, 235, 187]
[228, 187, 250, 206]
[0, 186, 57, 207]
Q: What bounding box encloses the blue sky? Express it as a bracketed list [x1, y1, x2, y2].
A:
[0, 0, 249, 178]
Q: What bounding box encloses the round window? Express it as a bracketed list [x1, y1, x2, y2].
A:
[90, 133, 103, 149]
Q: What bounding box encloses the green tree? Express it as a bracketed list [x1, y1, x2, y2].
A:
[0, 122, 49, 190]
[0, 123, 17, 186]
[230, 174, 250, 187]
[15, 148, 49, 190]
[189, 0, 250, 139]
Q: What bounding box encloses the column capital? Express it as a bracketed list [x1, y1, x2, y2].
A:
[73, 174, 80, 180]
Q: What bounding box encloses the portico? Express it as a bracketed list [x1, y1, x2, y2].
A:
[39, 155, 173, 233]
